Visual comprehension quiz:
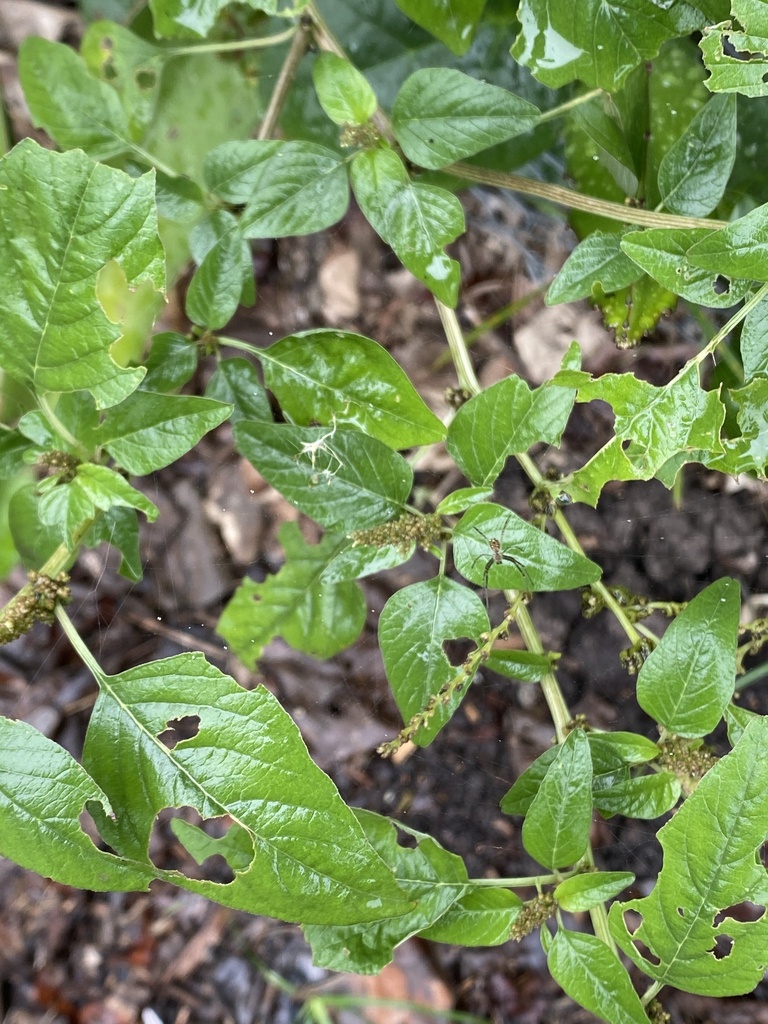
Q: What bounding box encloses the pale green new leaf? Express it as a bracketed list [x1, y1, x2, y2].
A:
[392, 68, 540, 169]
[217, 522, 366, 666]
[393, 0, 486, 54]
[523, 729, 592, 869]
[419, 888, 522, 945]
[83, 653, 411, 925]
[547, 232, 643, 305]
[511, 0, 702, 91]
[548, 928, 651, 1024]
[446, 365, 578, 486]
[637, 577, 740, 737]
[687, 202, 768, 280]
[555, 872, 634, 913]
[610, 718, 768, 996]
[350, 148, 463, 306]
[0, 141, 164, 406]
[234, 421, 413, 530]
[379, 577, 489, 745]
[19, 37, 132, 161]
[657, 93, 737, 216]
[98, 392, 232, 474]
[0, 717, 155, 892]
[313, 53, 377, 126]
[305, 810, 470, 973]
[259, 330, 445, 449]
[75, 464, 159, 522]
[453, 503, 601, 593]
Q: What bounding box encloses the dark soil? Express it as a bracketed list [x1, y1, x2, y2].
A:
[4, 8, 768, 1023]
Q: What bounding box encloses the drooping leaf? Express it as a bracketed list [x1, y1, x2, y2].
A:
[217, 522, 366, 666]
[637, 577, 740, 737]
[610, 717, 768, 996]
[85, 505, 143, 581]
[259, 330, 445, 449]
[687, 202, 768, 280]
[304, 810, 470, 973]
[657, 93, 737, 216]
[419, 887, 522, 945]
[97, 392, 232, 474]
[393, 0, 486, 54]
[234, 421, 413, 530]
[570, 96, 638, 195]
[312, 53, 377, 126]
[0, 141, 164, 406]
[548, 928, 651, 1024]
[453, 503, 601, 594]
[205, 358, 272, 424]
[522, 729, 592, 870]
[8, 484, 63, 569]
[83, 653, 412, 925]
[547, 232, 643, 305]
[392, 68, 540, 169]
[186, 226, 249, 331]
[350, 148, 463, 306]
[379, 576, 489, 745]
[500, 746, 560, 816]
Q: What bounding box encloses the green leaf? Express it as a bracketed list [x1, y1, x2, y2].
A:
[205, 358, 272, 424]
[435, 486, 494, 515]
[313, 53, 377, 126]
[0, 141, 164, 406]
[83, 653, 411, 924]
[38, 481, 96, 545]
[186, 227, 247, 331]
[709, 378, 768, 476]
[234, 142, 350, 239]
[657, 93, 737, 216]
[8, 484, 62, 569]
[446, 367, 577, 487]
[453, 503, 601, 594]
[594, 771, 681, 819]
[419, 887, 522, 945]
[217, 522, 366, 667]
[687, 202, 768, 280]
[555, 872, 635, 913]
[304, 810, 470, 972]
[320, 539, 415, 584]
[204, 139, 282, 203]
[570, 95, 639, 195]
[98, 392, 232, 474]
[234, 421, 413, 530]
[587, 731, 660, 769]
[637, 577, 740, 737]
[547, 232, 643, 305]
[621, 227, 754, 308]
[85, 506, 143, 581]
[0, 717, 154, 891]
[0, 432, 32, 478]
[259, 330, 445, 449]
[522, 729, 592, 869]
[500, 746, 559, 816]
[610, 717, 768, 996]
[511, 0, 702, 91]
[75, 464, 159, 522]
[19, 37, 131, 161]
[740, 296, 768, 381]
[393, 0, 486, 54]
[149, 0, 307, 38]
[700, 16, 768, 97]
[485, 648, 551, 683]
[392, 68, 540, 169]
[350, 148, 463, 306]
[379, 576, 489, 745]
[548, 928, 651, 1024]
[142, 332, 199, 394]
[724, 702, 761, 746]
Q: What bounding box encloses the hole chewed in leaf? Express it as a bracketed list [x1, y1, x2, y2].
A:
[149, 807, 253, 884]
[158, 714, 200, 749]
[442, 636, 474, 667]
[713, 275, 731, 295]
[135, 69, 157, 90]
[621, 909, 661, 966]
[711, 933, 734, 960]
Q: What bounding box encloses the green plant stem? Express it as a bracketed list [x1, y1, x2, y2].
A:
[693, 280, 768, 367]
[446, 162, 729, 231]
[258, 17, 312, 141]
[435, 300, 482, 393]
[471, 871, 568, 887]
[641, 980, 663, 1007]
[735, 659, 768, 690]
[55, 604, 105, 682]
[127, 142, 182, 180]
[537, 88, 603, 124]
[166, 25, 297, 57]
[38, 393, 90, 461]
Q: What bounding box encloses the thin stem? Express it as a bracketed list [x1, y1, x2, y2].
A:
[692, 280, 768, 368]
[435, 300, 482, 393]
[537, 88, 603, 124]
[447, 162, 728, 231]
[38, 393, 89, 459]
[470, 872, 567, 887]
[258, 17, 312, 141]
[55, 605, 106, 683]
[166, 25, 296, 57]
[641, 981, 663, 1007]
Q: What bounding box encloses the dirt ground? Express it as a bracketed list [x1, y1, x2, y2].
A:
[4, 4, 768, 1023]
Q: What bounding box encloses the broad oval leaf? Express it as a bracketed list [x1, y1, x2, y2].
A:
[379, 576, 489, 745]
[419, 887, 522, 945]
[594, 771, 681, 820]
[259, 330, 445, 449]
[555, 872, 635, 913]
[312, 53, 377, 126]
[740, 295, 768, 382]
[637, 577, 740, 737]
[205, 357, 272, 423]
[234, 421, 413, 530]
[547, 232, 643, 305]
[687, 202, 768, 280]
[392, 68, 540, 169]
[454, 503, 601, 593]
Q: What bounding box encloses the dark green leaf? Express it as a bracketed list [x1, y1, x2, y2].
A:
[523, 729, 592, 869]
[8, 484, 62, 568]
[217, 522, 366, 666]
[85, 506, 143, 581]
[142, 333, 199, 394]
[420, 887, 522, 945]
[453, 503, 601, 593]
[638, 578, 740, 737]
[610, 717, 768, 996]
[657, 93, 737, 216]
[259, 330, 445, 449]
[570, 97, 638, 195]
[393, 0, 486, 54]
[392, 68, 539, 169]
[594, 771, 681, 819]
[205, 358, 272, 424]
[740, 296, 768, 382]
[203, 140, 282, 204]
[0, 432, 31, 478]
[379, 576, 489, 745]
[687, 203, 768, 280]
[547, 232, 643, 305]
[313, 53, 377, 125]
[555, 872, 635, 912]
[485, 648, 551, 683]
[500, 746, 559, 816]
[186, 229, 247, 330]
[234, 421, 413, 530]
